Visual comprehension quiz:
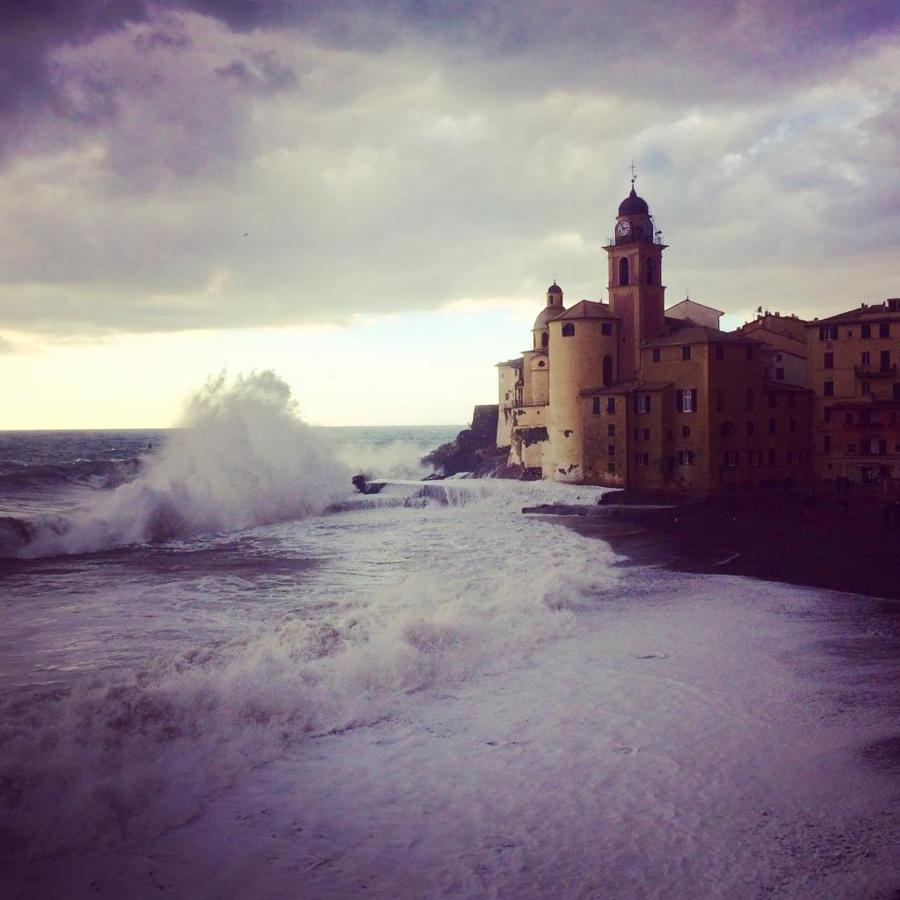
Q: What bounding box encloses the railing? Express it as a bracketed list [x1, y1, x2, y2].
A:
[854, 364, 897, 378]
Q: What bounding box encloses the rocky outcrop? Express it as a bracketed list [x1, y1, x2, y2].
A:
[422, 405, 507, 477]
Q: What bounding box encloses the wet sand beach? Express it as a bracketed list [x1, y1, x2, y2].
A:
[562, 490, 900, 601]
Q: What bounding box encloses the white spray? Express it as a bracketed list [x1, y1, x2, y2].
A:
[12, 371, 350, 557]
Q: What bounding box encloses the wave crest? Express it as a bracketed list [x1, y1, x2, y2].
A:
[1, 372, 350, 558]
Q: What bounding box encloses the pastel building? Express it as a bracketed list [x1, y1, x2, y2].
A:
[494, 185, 900, 493]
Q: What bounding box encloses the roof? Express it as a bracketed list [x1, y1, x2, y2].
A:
[547, 282, 563, 294]
[813, 300, 900, 325]
[665, 298, 724, 316]
[496, 357, 523, 369]
[556, 300, 614, 320]
[618, 187, 649, 216]
[580, 380, 672, 397]
[533, 305, 566, 329]
[643, 320, 754, 347]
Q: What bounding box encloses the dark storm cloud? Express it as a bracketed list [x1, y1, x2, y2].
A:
[0, 1, 898, 336]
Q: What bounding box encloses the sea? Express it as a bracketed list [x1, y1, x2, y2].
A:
[1, 373, 898, 899]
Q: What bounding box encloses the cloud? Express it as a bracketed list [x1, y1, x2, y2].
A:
[0, 2, 898, 338]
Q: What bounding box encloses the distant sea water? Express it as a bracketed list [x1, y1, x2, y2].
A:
[1, 374, 898, 899]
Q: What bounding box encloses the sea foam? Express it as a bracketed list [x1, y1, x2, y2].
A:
[0, 372, 350, 558]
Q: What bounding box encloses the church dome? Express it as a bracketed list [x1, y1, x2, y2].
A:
[547, 282, 563, 295]
[618, 187, 649, 216]
[533, 305, 565, 329]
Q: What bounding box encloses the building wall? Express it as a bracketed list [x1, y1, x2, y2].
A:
[581, 392, 628, 486]
[623, 387, 671, 491]
[808, 309, 900, 486]
[522, 350, 550, 406]
[546, 317, 618, 482]
[496, 363, 521, 448]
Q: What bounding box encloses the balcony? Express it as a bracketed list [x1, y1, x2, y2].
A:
[855, 364, 897, 378]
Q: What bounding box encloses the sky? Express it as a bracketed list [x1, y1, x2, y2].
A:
[1, 0, 899, 428]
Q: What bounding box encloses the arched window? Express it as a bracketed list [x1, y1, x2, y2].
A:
[562, 323, 575, 337]
[602, 354, 614, 387]
[541, 332, 549, 348]
[646, 258, 655, 285]
[619, 257, 629, 286]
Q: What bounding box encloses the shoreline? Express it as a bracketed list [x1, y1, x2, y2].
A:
[557, 491, 900, 602]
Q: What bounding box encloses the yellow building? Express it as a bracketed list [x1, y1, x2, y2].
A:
[808, 300, 900, 487]
[494, 184, 897, 494]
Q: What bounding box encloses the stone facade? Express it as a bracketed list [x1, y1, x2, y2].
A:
[495, 187, 899, 494]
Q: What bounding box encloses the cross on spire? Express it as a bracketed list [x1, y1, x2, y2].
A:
[630, 160, 637, 188]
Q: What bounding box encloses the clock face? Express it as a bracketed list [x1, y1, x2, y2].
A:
[615, 219, 631, 239]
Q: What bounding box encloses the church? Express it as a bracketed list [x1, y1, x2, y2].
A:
[495, 184, 900, 493]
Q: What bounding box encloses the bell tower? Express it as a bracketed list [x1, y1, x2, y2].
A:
[605, 178, 666, 381]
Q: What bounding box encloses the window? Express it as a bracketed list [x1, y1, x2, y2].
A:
[789, 418, 796, 434]
[642, 428, 650, 441]
[606, 397, 615, 414]
[608, 462, 616, 474]
[862, 381, 871, 396]
[634, 428, 641, 441]
[646, 258, 656, 285]
[880, 323, 890, 338]
[682, 345, 692, 361]
[634, 394, 651, 414]
[749, 450, 762, 466]
[768, 449, 776, 466]
[819, 324, 838, 340]
[715, 344, 724, 360]
[824, 352, 834, 369]
[677, 389, 698, 413]
[745, 345, 754, 361]
[678, 450, 694, 466]
[682, 425, 690, 437]
[769, 418, 777, 435]
[652, 348, 661, 362]
[845, 411, 853, 424]
[824, 406, 831, 422]
[847, 443, 856, 455]
[775, 368, 785, 381]
[724, 450, 738, 467]
[720, 421, 735, 437]
[538, 360, 545, 367]
[824, 381, 834, 396]
[788, 392, 796, 408]
[824, 436, 831, 454]
[894, 383, 900, 401]
[607, 444, 615, 457]
[562, 323, 575, 337]
[607, 424, 615, 436]
[746, 389, 754, 411]
[602, 354, 614, 387]
[881, 350, 891, 372]
[861, 324, 871, 339]
[769, 392, 777, 408]
[786, 451, 793, 464]
[541, 332, 549, 348]
[601, 322, 612, 336]
[634, 452, 649, 466]
[715, 389, 725, 411]
[592, 397, 601, 415]
[746, 421, 755, 436]
[619, 257, 629, 286]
